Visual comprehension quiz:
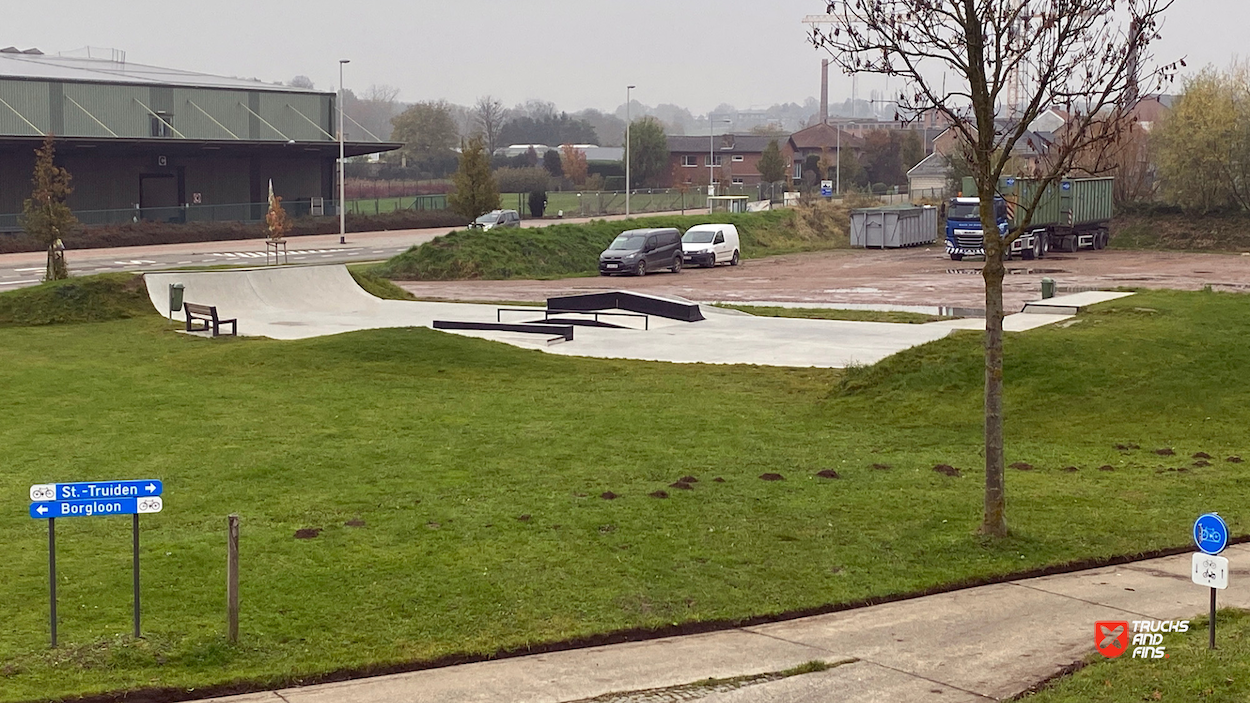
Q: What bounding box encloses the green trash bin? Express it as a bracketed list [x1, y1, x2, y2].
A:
[1041, 277, 1056, 300]
[168, 283, 185, 318]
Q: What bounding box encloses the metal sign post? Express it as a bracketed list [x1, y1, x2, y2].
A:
[29, 480, 164, 647]
[1192, 513, 1230, 650]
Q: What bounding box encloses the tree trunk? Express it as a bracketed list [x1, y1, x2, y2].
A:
[980, 237, 1008, 537]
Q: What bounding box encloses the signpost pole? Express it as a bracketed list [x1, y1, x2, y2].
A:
[133, 514, 141, 639]
[1210, 587, 1216, 649]
[227, 514, 239, 643]
[48, 517, 57, 648]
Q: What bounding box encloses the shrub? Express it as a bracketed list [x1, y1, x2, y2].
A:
[528, 191, 547, 217]
[494, 167, 550, 195]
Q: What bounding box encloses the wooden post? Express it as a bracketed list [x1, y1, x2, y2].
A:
[227, 514, 239, 643]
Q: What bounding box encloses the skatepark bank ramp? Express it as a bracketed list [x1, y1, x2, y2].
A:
[141, 264, 1007, 368]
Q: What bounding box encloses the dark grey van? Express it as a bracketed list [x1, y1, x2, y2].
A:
[598, 228, 683, 276]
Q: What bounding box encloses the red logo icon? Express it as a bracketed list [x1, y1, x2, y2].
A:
[1096, 621, 1129, 658]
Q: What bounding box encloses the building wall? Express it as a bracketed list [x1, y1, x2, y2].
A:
[0, 146, 330, 216]
[664, 151, 767, 187]
[0, 78, 335, 142]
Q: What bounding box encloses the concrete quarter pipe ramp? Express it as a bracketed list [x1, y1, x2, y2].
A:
[142, 265, 1078, 368]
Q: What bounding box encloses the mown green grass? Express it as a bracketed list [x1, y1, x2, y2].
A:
[370, 210, 835, 280]
[716, 304, 954, 324]
[0, 285, 1247, 701]
[1024, 610, 1250, 702]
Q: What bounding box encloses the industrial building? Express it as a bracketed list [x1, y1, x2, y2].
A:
[0, 47, 398, 228]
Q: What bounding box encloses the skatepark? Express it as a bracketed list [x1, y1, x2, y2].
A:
[142, 264, 1123, 368]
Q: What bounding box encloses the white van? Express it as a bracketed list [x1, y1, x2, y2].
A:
[681, 224, 741, 268]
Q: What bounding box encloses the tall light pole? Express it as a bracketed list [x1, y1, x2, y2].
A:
[338, 59, 350, 244]
[625, 85, 635, 216]
[835, 122, 858, 196]
[708, 116, 731, 202]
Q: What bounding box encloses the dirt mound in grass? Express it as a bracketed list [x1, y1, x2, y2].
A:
[649, 490, 668, 499]
[816, 469, 840, 479]
[1010, 462, 1034, 471]
[294, 528, 322, 539]
[932, 464, 961, 477]
[759, 473, 785, 481]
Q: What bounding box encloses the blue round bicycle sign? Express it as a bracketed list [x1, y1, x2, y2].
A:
[1194, 513, 1229, 555]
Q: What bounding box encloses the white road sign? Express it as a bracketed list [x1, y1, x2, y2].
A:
[1192, 553, 1229, 590]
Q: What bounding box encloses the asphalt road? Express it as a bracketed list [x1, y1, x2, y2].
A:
[0, 210, 690, 291]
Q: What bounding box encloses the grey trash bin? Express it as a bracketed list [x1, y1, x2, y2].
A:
[168, 283, 185, 317]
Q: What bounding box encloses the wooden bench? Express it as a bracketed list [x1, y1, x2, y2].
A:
[184, 302, 237, 337]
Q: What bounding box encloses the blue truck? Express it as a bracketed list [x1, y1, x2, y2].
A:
[944, 176, 1114, 261]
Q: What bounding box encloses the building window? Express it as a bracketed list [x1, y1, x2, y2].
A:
[709, 155, 724, 166]
[793, 160, 802, 179]
[151, 112, 175, 138]
[732, 177, 745, 185]
[732, 155, 744, 162]
[681, 155, 698, 167]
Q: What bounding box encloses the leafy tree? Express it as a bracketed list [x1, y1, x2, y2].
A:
[497, 113, 599, 147]
[814, 0, 1175, 537]
[543, 149, 563, 178]
[757, 139, 788, 184]
[447, 136, 499, 220]
[802, 154, 822, 188]
[1154, 65, 1250, 212]
[862, 130, 905, 186]
[473, 95, 506, 155]
[390, 100, 460, 176]
[21, 135, 76, 281]
[751, 124, 790, 138]
[575, 108, 626, 146]
[560, 144, 589, 186]
[626, 117, 669, 187]
[288, 75, 315, 90]
[838, 148, 869, 191]
[900, 130, 926, 173]
[265, 194, 292, 241]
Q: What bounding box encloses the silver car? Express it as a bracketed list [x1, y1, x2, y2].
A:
[470, 209, 521, 231]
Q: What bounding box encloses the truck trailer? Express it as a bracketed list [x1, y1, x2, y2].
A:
[944, 176, 1113, 261]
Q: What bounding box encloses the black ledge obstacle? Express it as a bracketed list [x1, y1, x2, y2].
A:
[433, 320, 574, 343]
[546, 291, 705, 322]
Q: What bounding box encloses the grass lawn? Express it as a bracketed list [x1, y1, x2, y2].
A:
[1024, 609, 1250, 702]
[0, 281, 1247, 701]
[714, 304, 954, 324]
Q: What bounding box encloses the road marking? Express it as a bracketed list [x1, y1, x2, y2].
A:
[115, 260, 158, 265]
[0, 279, 38, 286]
[175, 261, 193, 264]
[14, 267, 43, 272]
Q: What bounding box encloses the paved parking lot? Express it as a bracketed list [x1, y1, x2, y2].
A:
[398, 246, 1250, 311]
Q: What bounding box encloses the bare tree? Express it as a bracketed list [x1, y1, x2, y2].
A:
[344, 84, 401, 141]
[474, 95, 506, 155]
[812, 0, 1178, 536]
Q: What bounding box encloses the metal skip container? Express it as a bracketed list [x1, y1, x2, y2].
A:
[849, 205, 938, 248]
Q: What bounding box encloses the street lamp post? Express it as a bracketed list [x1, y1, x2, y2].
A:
[338, 59, 350, 244]
[835, 122, 858, 196]
[708, 116, 731, 207]
[625, 85, 635, 216]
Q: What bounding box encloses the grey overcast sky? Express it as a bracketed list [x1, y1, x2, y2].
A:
[6, 0, 1243, 114]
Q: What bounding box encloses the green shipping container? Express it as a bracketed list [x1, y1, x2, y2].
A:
[959, 176, 1112, 230]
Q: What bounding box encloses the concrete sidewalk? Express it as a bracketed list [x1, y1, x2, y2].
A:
[207, 545, 1248, 703]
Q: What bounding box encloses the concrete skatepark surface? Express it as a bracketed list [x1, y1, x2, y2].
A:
[202, 544, 1250, 703]
[142, 265, 1110, 368]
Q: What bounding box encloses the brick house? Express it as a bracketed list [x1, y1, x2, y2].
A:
[663, 134, 778, 188]
[784, 122, 866, 184]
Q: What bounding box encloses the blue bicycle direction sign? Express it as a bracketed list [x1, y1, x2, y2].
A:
[29, 496, 163, 520]
[30, 480, 162, 503]
[1193, 513, 1229, 555]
